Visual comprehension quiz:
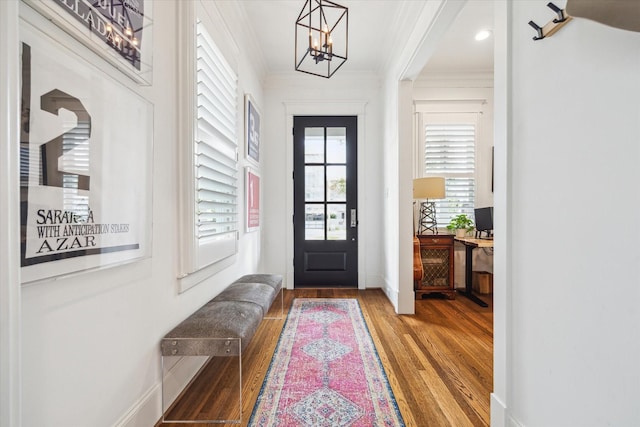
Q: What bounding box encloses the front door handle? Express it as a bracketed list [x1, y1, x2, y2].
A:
[350, 209, 357, 227]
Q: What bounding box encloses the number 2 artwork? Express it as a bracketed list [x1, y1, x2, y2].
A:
[19, 19, 152, 284]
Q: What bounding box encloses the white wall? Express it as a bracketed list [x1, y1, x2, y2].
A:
[505, 1, 640, 425]
[261, 72, 386, 292]
[17, 1, 266, 426]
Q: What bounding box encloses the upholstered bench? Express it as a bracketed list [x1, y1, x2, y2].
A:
[229, 273, 283, 319]
[160, 274, 283, 423]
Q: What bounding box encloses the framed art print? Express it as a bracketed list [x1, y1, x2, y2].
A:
[22, 0, 153, 85]
[245, 94, 261, 164]
[19, 11, 153, 284]
[246, 167, 260, 232]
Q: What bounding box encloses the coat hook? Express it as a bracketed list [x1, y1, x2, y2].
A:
[528, 20, 545, 40]
[547, 2, 567, 23]
[528, 2, 572, 41]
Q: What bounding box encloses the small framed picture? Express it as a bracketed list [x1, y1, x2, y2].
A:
[246, 167, 260, 232]
[245, 94, 261, 164]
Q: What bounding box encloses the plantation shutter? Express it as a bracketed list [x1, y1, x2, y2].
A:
[195, 21, 238, 264]
[424, 123, 475, 225]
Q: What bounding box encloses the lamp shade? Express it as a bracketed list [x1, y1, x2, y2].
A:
[413, 177, 445, 199]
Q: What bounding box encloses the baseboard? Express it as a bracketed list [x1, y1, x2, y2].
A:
[381, 278, 399, 309]
[113, 356, 207, 427]
[508, 415, 525, 427]
[491, 393, 525, 427]
[113, 383, 160, 427]
[491, 393, 507, 427]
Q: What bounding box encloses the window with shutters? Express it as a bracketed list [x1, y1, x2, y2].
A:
[195, 21, 238, 249]
[423, 118, 476, 226]
[178, 7, 239, 287]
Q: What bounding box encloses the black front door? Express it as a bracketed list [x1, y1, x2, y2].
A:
[293, 116, 358, 287]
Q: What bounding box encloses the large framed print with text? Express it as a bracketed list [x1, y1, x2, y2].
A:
[19, 14, 153, 284]
[22, 0, 153, 85]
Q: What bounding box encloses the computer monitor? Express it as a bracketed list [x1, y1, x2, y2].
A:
[474, 207, 493, 238]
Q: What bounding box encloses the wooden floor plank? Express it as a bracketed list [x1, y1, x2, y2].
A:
[158, 289, 493, 427]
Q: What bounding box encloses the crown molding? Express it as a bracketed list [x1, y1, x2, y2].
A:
[264, 70, 382, 89]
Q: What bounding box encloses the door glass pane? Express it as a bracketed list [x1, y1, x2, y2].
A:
[305, 166, 324, 201]
[327, 204, 346, 240]
[305, 127, 324, 163]
[305, 204, 325, 240]
[326, 127, 346, 164]
[326, 165, 346, 202]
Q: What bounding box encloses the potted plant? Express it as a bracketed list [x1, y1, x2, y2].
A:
[446, 214, 474, 238]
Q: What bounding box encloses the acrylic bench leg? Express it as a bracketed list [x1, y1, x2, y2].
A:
[161, 338, 242, 424]
[264, 287, 284, 320]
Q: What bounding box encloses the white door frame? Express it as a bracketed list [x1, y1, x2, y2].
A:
[1, 1, 23, 426]
[283, 101, 368, 290]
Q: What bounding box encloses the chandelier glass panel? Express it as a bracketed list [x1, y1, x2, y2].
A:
[295, 0, 348, 78]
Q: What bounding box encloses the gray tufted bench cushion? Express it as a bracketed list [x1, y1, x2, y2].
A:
[232, 273, 282, 293]
[161, 274, 283, 358]
[161, 300, 263, 357]
[212, 282, 276, 316]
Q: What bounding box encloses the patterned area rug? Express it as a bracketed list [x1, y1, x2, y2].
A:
[249, 298, 404, 426]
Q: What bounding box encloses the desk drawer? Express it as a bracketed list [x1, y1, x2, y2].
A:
[418, 235, 454, 246]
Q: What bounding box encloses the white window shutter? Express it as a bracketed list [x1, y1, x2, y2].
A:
[424, 124, 476, 225]
[194, 21, 238, 266]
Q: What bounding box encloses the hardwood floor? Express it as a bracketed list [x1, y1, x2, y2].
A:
[158, 289, 493, 427]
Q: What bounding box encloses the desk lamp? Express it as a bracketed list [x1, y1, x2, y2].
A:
[413, 177, 445, 235]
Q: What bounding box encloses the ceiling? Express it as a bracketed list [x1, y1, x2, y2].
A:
[422, 0, 494, 74]
[239, 0, 494, 77]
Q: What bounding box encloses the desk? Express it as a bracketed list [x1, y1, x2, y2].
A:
[454, 237, 493, 307]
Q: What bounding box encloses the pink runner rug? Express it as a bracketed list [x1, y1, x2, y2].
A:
[249, 298, 404, 426]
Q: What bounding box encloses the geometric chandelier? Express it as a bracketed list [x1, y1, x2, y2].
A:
[295, 0, 348, 78]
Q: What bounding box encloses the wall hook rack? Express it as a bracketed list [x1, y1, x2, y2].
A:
[529, 2, 572, 41]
